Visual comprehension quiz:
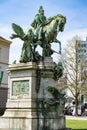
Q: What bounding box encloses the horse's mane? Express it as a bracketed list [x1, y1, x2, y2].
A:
[47, 14, 66, 23]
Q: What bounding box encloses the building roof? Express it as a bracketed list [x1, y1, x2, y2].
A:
[0, 36, 12, 47]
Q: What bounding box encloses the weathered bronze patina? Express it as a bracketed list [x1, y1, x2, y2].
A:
[11, 6, 66, 63]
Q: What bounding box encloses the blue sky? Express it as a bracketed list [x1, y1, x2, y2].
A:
[0, 0, 87, 63]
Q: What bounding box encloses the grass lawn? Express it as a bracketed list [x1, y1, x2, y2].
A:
[66, 119, 87, 130]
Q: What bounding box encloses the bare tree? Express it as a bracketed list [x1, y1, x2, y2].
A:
[62, 35, 87, 116]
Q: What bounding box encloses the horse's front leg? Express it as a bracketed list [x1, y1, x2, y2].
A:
[58, 40, 61, 54]
[53, 39, 61, 54]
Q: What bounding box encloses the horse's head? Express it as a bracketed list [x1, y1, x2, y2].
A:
[55, 15, 66, 32]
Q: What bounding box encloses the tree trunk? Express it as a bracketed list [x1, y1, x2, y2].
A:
[74, 98, 78, 116]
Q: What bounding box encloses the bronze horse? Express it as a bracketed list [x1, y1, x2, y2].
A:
[32, 14, 66, 56]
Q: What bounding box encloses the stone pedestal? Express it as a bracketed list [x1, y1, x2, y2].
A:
[0, 58, 68, 130]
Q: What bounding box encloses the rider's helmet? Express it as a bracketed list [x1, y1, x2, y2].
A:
[39, 6, 44, 14]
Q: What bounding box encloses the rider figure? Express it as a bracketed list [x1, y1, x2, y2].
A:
[31, 6, 47, 41]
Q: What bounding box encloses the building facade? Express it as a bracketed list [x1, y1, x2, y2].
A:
[0, 36, 11, 88]
[77, 37, 87, 103]
[65, 37, 87, 105]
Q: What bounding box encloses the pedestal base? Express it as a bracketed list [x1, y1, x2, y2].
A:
[0, 61, 70, 130]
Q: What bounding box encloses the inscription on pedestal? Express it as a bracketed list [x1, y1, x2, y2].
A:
[12, 80, 29, 96]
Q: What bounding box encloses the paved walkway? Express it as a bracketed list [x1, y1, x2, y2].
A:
[66, 115, 87, 120]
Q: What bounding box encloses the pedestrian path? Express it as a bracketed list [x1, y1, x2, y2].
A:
[66, 115, 87, 120]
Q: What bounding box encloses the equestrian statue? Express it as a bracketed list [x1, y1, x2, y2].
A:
[10, 6, 66, 63]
